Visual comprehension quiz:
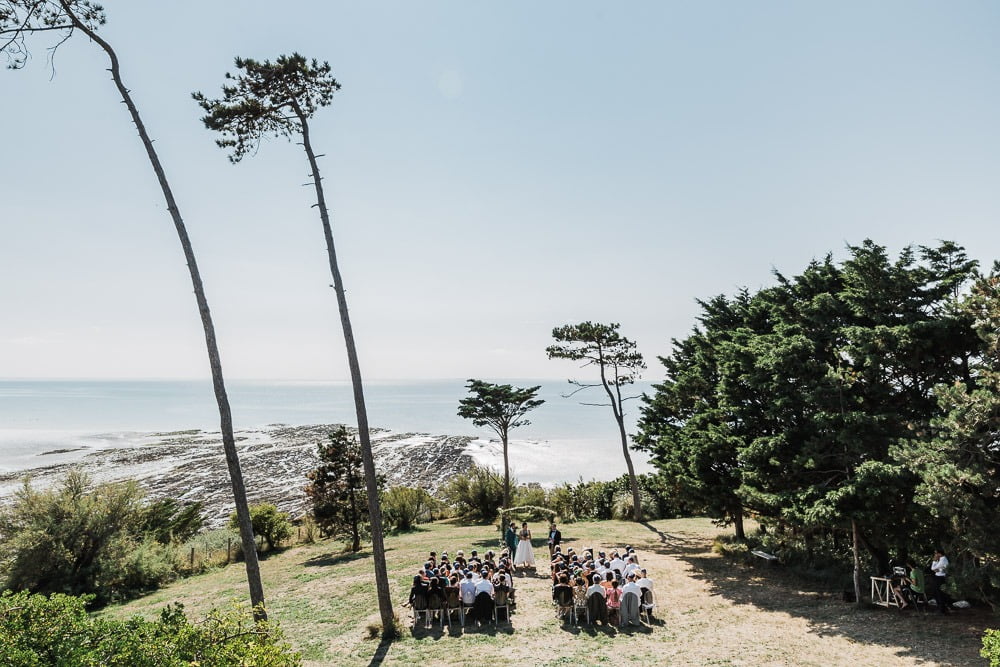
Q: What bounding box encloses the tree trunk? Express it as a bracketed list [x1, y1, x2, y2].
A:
[63, 4, 266, 620]
[297, 111, 394, 633]
[733, 507, 746, 540]
[616, 413, 643, 522]
[852, 518, 862, 607]
[597, 356, 642, 522]
[502, 434, 510, 510]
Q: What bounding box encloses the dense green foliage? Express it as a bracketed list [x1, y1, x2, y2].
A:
[438, 465, 675, 525]
[380, 486, 439, 531]
[637, 240, 1000, 603]
[439, 464, 506, 523]
[0, 590, 299, 666]
[458, 379, 544, 509]
[304, 427, 371, 551]
[0, 471, 204, 604]
[984, 629, 1000, 666]
[229, 503, 292, 552]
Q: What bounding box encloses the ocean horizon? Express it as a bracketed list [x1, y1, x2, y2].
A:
[0, 379, 655, 483]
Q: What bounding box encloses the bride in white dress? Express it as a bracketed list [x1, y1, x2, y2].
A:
[513, 521, 535, 570]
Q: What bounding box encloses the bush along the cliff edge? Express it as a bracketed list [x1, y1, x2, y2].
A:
[0, 470, 206, 604]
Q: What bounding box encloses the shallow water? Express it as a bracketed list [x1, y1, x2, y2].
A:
[0, 379, 653, 483]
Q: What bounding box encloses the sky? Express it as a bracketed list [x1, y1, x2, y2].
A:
[2, 1, 999, 381]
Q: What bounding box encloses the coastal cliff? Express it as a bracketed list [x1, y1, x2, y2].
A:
[0, 425, 477, 527]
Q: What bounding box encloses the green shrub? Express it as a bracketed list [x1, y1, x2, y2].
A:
[612, 487, 661, 521]
[514, 484, 550, 519]
[381, 486, 437, 531]
[983, 629, 1000, 667]
[0, 471, 184, 604]
[230, 504, 292, 552]
[439, 464, 505, 523]
[0, 590, 300, 666]
[299, 516, 320, 544]
[138, 498, 205, 544]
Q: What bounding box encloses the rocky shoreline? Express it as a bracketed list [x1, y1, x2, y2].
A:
[0, 424, 478, 528]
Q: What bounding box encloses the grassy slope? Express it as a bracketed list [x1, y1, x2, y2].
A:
[105, 518, 992, 666]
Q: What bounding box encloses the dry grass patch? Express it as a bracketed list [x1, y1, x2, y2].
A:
[104, 518, 993, 666]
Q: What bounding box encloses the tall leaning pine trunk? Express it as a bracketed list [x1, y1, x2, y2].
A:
[294, 105, 394, 632]
[601, 358, 642, 522]
[62, 3, 266, 620]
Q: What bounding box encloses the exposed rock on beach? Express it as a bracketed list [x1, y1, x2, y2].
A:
[0, 425, 476, 527]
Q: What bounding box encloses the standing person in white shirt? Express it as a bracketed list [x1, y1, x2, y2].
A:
[930, 549, 950, 614]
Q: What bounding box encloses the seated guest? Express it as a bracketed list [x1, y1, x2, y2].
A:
[587, 574, 606, 599]
[623, 555, 640, 578]
[573, 576, 588, 609]
[637, 568, 653, 594]
[408, 574, 428, 607]
[552, 573, 574, 620]
[496, 566, 515, 602]
[620, 574, 642, 626]
[468, 550, 481, 566]
[454, 550, 467, 568]
[601, 571, 615, 590]
[905, 559, 926, 603]
[427, 577, 446, 623]
[586, 574, 609, 625]
[606, 578, 622, 625]
[609, 552, 626, 577]
[460, 571, 477, 607]
[471, 576, 495, 626]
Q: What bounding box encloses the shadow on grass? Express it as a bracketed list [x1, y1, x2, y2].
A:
[302, 550, 370, 568]
[365, 635, 394, 667]
[667, 525, 991, 667]
[408, 621, 515, 640]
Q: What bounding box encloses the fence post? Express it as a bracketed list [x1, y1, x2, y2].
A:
[227, 537, 232, 564]
[189, 546, 195, 568]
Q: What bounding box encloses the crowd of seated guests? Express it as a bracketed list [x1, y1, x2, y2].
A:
[550, 545, 655, 627]
[407, 548, 516, 628]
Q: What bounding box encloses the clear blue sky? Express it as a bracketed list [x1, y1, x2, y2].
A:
[3, 1, 999, 380]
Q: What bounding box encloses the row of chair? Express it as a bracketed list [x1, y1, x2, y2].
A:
[555, 588, 657, 627]
[412, 588, 512, 629]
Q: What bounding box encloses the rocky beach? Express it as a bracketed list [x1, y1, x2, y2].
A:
[0, 424, 479, 527]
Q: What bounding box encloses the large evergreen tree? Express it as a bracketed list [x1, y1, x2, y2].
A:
[639, 240, 982, 602]
[305, 427, 369, 553]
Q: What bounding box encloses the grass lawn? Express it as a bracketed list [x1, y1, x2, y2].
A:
[105, 518, 994, 666]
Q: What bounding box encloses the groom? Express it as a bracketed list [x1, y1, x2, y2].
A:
[548, 522, 562, 558]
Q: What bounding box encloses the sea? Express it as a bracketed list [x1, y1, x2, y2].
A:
[0, 379, 655, 484]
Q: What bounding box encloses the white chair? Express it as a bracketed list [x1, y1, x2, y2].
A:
[411, 593, 430, 628]
[574, 596, 589, 626]
[640, 588, 656, 624]
[554, 588, 574, 624]
[494, 589, 511, 625]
